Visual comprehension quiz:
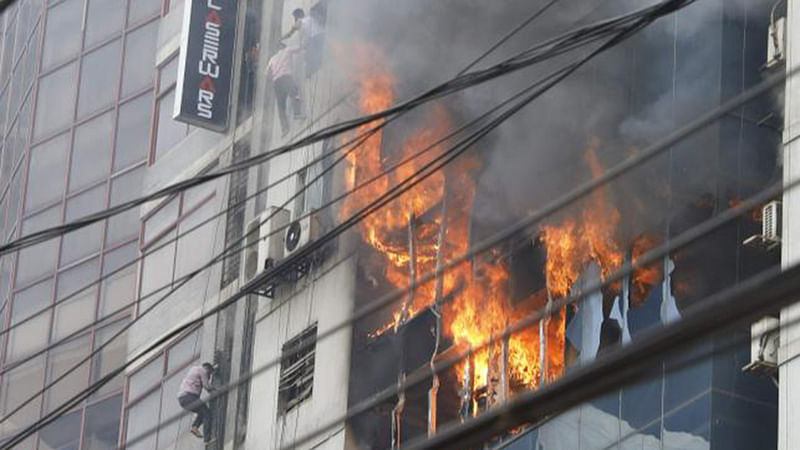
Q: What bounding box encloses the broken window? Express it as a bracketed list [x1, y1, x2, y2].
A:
[278, 324, 317, 414]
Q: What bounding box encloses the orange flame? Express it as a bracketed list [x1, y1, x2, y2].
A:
[345, 45, 553, 395]
[347, 51, 657, 410]
[630, 234, 663, 307]
[540, 139, 624, 297]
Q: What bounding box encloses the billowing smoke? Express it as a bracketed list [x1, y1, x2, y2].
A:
[327, 0, 780, 274]
[328, 2, 782, 444]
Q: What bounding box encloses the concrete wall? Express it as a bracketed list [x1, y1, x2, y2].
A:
[780, 1, 800, 449]
[244, 257, 355, 450]
[241, 1, 360, 447]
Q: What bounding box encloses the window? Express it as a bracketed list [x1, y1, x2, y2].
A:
[152, 54, 190, 163]
[123, 328, 202, 449]
[121, 21, 158, 97]
[92, 320, 129, 398]
[44, 333, 91, 414]
[127, 0, 161, 26]
[138, 182, 219, 312]
[278, 324, 317, 415]
[114, 93, 153, 171]
[53, 258, 100, 341]
[41, 0, 82, 70]
[25, 132, 69, 212]
[100, 242, 137, 318]
[34, 61, 78, 139]
[82, 394, 123, 450]
[7, 280, 52, 361]
[70, 111, 114, 191]
[61, 184, 107, 265]
[157, 55, 178, 93]
[153, 89, 189, 162]
[106, 165, 145, 245]
[84, 0, 125, 47]
[77, 39, 122, 118]
[0, 354, 45, 439]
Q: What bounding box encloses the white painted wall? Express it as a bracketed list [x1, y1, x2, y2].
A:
[244, 258, 355, 450]
[779, 1, 800, 449]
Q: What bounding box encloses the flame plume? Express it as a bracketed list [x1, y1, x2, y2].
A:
[347, 49, 662, 408]
[344, 45, 549, 392]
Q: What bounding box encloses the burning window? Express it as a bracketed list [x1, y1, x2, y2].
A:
[278, 324, 317, 414]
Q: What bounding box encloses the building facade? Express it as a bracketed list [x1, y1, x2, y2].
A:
[780, 0, 800, 449]
[0, 0, 186, 448]
[0, 0, 791, 449]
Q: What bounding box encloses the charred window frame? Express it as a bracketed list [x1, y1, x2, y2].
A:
[278, 324, 317, 415]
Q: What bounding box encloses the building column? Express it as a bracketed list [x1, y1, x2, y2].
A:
[780, 1, 800, 449]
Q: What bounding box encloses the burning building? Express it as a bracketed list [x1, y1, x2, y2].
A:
[110, 0, 786, 449]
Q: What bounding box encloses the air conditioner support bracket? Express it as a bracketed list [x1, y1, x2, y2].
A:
[245, 247, 328, 299]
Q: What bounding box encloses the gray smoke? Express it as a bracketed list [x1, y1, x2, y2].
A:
[327, 0, 780, 245]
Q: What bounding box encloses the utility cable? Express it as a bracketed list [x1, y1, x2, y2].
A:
[0, 4, 585, 436]
[0, 14, 578, 380]
[117, 64, 791, 450]
[455, 0, 562, 76]
[404, 262, 800, 449]
[0, 0, 694, 258]
[0, 0, 577, 352]
[0, 2, 702, 444]
[0, 38, 622, 448]
[283, 174, 792, 449]
[0, 0, 575, 388]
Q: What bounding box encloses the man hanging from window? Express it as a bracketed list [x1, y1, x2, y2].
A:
[282, 7, 325, 77]
[177, 362, 217, 444]
[266, 42, 302, 137]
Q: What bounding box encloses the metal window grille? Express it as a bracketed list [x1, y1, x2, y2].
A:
[278, 324, 317, 414]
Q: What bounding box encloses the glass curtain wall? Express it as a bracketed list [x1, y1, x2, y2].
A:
[503, 1, 780, 449]
[0, 0, 169, 447]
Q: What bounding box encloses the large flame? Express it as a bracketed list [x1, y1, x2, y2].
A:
[346, 49, 660, 408]
[540, 139, 624, 297]
[342, 45, 552, 392]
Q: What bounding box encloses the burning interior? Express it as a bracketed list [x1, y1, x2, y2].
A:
[337, 14, 781, 443]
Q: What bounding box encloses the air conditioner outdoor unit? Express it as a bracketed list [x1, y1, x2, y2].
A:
[244, 207, 290, 280]
[762, 201, 782, 243]
[766, 16, 786, 69]
[284, 213, 320, 257]
[743, 316, 780, 375]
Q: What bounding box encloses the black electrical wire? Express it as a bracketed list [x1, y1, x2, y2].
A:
[405, 261, 800, 449]
[283, 174, 792, 449]
[0, 41, 617, 448]
[455, 0, 562, 76]
[0, 0, 14, 15]
[0, 0, 570, 380]
[0, 6, 587, 440]
[0, 0, 695, 258]
[0, 0, 575, 354]
[0, 13, 716, 442]
[0, 2, 700, 445]
[0, 0, 585, 405]
[118, 64, 792, 450]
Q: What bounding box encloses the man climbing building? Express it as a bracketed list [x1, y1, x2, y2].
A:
[266, 42, 302, 136]
[177, 362, 217, 444]
[282, 7, 325, 77]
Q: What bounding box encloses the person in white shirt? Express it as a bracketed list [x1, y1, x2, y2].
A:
[282, 8, 325, 77]
[177, 362, 216, 443]
[266, 42, 302, 136]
